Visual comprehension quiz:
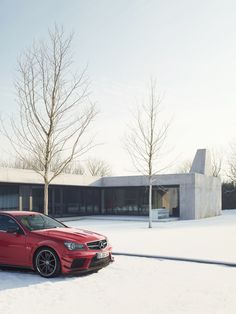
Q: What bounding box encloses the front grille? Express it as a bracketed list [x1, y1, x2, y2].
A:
[89, 256, 111, 268]
[87, 239, 107, 250]
[71, 258, 86, 269]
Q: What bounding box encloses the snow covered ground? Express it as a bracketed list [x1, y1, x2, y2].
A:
[0, 210, 236, 314]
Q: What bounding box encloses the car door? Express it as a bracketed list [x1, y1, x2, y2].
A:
[0, 214, 27, 266]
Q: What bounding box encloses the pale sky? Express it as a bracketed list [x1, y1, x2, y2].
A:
[1, 0, 236, 175]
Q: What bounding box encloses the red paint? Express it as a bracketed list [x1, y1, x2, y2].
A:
[0, 211, 113, 276]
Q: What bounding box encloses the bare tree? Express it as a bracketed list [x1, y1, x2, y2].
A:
[0, 156, 111, 177]
[59, 160, 85, 175]
[0, 160, 14, 168]
[177, 159, 192, 174]
[1, 25, 97, 215]
[0, 158, 35, 169]
[227, 144, 236, 184]
[125, 80, 169, 228]
[86, 158, 111, 177]
[211, 149, 223, 178]
[177, 149, 223, 177]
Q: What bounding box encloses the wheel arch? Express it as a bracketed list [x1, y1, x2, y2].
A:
[32, 243, 61, 269]
[33, 245, 62, 277]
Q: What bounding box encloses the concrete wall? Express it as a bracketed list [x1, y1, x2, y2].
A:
[0, 167, 222, 220]
[194, 174, 222, 219]
[178, 175, 196, 220]
[190, 149, 212, 176]
[101, 173, 222, 220]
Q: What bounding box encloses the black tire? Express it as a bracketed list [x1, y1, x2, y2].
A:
[34, 247, 61, 278]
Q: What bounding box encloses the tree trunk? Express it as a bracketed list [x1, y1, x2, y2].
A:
[148, 177, 152, 228]
[44, 181, 49, 215]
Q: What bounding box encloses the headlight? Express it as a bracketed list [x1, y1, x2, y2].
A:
[64, 241, 85, 251]
[105, 237, 110, 247]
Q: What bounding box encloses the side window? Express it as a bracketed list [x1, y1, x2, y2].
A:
[0, 215, 20, 232]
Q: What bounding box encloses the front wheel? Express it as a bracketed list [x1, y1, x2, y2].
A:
[34, 247, 61, 278]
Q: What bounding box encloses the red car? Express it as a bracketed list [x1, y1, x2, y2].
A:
[0, 211, 113, 278]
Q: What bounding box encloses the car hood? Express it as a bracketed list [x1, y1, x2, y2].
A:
[33, 227, 105, 243]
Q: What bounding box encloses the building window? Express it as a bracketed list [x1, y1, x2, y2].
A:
[104, 187, 149, 215]
[0, 185, 19, 211]
[84, 189, 100, 214]
[103, 186, 179, 216]
[62, 187, 100, 216]
[32, 187, 44, 212]
[63, 188, 80, 215]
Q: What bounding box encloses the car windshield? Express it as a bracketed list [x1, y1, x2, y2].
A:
[17, 214, 67, 231]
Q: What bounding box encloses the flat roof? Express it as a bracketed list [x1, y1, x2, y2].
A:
[0, 167, 211, 188]
[0, 167, 102, 187]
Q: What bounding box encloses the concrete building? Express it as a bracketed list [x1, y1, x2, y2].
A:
[0, 149, 222, 220]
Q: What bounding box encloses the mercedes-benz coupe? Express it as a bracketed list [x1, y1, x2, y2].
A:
[0, 211, 113, 278]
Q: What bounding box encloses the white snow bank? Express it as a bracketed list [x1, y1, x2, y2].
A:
[0, 257, 236, 314]
[66, 210, 236, 263]
[1, 210, 236, 314]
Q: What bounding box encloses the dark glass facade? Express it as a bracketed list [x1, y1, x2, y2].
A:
[0, 183, 179, 217]
[0, 184, 19, 210]
[32, 185, 101, 217]
[103, 186, 179, 216]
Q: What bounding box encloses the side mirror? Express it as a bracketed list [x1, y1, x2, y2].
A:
[7, 225, 20, 234]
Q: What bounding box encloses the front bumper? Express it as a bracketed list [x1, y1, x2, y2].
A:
[61, 247, 114, 274]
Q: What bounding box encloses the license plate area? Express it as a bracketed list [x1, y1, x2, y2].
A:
[96, 251, 109, 259]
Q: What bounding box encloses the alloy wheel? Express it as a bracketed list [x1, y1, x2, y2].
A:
[35, 249, 59, 278]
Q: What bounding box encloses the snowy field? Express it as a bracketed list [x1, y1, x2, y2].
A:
[1, 210, 236, 314]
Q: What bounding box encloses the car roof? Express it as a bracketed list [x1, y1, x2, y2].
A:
[0, 211, 41, 216]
